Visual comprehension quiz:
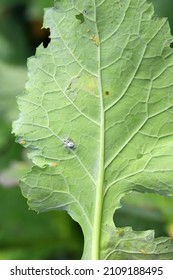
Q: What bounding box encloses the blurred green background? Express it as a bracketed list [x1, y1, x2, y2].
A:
[0, 0, 173, 260]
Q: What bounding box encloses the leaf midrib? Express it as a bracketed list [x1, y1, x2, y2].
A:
[91, 2, 105, 260]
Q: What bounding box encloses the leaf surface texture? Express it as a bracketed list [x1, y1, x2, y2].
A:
[13, 0, 173, 259]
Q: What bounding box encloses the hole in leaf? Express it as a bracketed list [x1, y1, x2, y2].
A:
[114, 192, 172, 238]
[151, 0, 173, 35]
[105, 91, 110, 96]
[75, 13, 85, 24]
[170, 42, 173, 48]
[42, 28, 51, 48]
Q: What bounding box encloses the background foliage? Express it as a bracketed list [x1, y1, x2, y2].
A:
[0, 0, 173, 259]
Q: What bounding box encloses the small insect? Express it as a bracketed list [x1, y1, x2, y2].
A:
[63, 137, 75, 150]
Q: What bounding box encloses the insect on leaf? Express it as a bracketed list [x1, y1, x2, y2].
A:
[13, 0, 173, 259]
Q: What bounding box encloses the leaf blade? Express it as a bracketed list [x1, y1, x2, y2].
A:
[13, 0, 173, 259]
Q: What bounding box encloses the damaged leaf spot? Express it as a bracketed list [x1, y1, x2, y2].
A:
[50, 162, 59, 167]
[140, 249, 147, 255]
[136, 153, 143, 159]
[105, 91, 110, 96]
[170, 42, 173, 48]
[19, 140, 26, 145]
[68, 73, 98, 96]
[117, 229, 125, 237]
[90, 35, 100, 46]
[75, 13, 85, 24]
[42, 28, 51, 48]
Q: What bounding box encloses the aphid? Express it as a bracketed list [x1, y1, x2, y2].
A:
[63, 137, 75, 150]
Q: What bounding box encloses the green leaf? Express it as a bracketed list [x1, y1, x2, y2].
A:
[13, 0, 173, 259]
